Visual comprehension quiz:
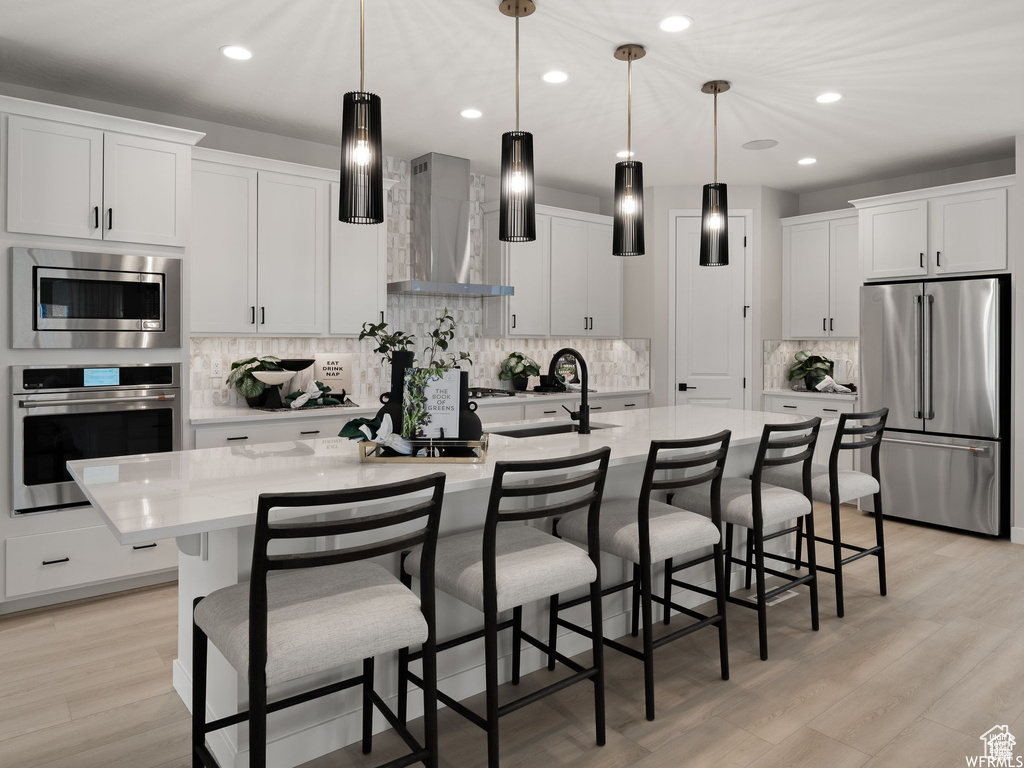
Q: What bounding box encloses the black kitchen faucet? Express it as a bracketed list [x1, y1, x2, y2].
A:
[548, 348, 590, 434]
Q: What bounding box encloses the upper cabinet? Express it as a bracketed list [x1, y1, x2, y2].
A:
[853, 176, 1012, 281]
[782, 211, 859, 340]
[329, 182, 388, 335]
[6, 110, 199, 247]
[482, 212, 551, 337]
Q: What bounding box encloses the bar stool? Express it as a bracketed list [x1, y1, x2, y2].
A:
[401, 447, 611, 768]
[762, 408, 888, 617]
[191, 473, 447, 768]
[550, 431, 732, 721]
[670, 418, 821, 661]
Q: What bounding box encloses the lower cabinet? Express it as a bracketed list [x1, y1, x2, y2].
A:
[6, 525, 176, 598]
[763, 394, 856, 470]
[194, 417, 357, 449]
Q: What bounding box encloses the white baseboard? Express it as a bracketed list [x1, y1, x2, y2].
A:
[1011, 527, 1024, 545]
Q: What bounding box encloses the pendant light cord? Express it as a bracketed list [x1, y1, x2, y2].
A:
[359, 0, 365, 92]
[515, 13, 520, 131]
[713, 88, 718, 184]
[626, 56, 632, 156]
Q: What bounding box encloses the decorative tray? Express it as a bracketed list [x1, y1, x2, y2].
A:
[358, 435, 488, 464]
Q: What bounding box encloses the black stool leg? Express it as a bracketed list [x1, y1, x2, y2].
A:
[191, 603, 208, 768]
[753, 524, 769, 661]
[398, 557, 412, 723]
[248, 666, 268, 768]
[511, 605, 523, 685]
[830, 497, 845, 618]
[795, 517, 804, 570]
[804, 512, 820, 632]
[484, 605, 501, 768]
[361, 657, 374, 754]
[744, 533, 754, 591]
[547, 593, 559, 671]
[712, 537, 730, 681]
[588, 577, 607, 745]
[874, 491, 887, 597]
[640, 558, 656, 721]
[724, 523, 735, 579]
[630, 564, 641, 637]
[422, 635, 439, 768]
[662, 558, 673, 625]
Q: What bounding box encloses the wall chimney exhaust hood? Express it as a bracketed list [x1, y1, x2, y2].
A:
[387, 153, 513, 297]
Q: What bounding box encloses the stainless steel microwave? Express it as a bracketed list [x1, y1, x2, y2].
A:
[11, 247, 181, 349]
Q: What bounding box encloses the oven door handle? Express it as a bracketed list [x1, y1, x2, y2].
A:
[19, 394, 177, 409]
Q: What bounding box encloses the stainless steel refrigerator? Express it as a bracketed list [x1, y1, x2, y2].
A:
[860, 276, 1009, 536]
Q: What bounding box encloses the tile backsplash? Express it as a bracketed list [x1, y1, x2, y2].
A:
[189, 151, 649, 408]
[763, 339, 859, 391]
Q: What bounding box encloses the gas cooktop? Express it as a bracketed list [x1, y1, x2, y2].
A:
[467, 387, 518, 399]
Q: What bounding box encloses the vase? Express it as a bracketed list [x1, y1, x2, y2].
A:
[376, 350, 414, 430]
[512, 377, 528, 392]
[244, 388, 270, 408]
[457, 371, 483, 441]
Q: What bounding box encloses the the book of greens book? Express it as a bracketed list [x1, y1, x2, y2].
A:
[402, 368, 460, 439]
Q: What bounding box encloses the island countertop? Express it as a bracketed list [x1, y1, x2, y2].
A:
[69, 404, 810, 545]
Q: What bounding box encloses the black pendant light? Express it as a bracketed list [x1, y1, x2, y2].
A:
[612, 44, 646, 257]
[498, 0, 537, 242]
[339, 0, 384, 224]
[699, 80, 730, 266]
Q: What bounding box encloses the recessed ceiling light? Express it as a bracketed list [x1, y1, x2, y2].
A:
[798, 157, 817, 165]
[220, 45, 252, 61]
[460, 108, 482, 119]
[542, 70, 569, 84]
[815, 92, 842, 103]
[616, 150, 635, 158]
[659, 15, 693, 32]
[742, 139, 779, 151]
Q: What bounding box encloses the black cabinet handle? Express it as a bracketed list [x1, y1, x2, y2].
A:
[591, 406, 603, 411]
[42, 557, 70, 566]
[93, 206, 99, 229]
[300, 430, 320, 435]
[380, 310, 385, 323]
[823, 317, 827, 332]
[250, 306, 256, 325]
[132, 543, 157, 550]
[512, 313, 516, 329]
[823, 408, 838, 413]
[226, 435, 248, 441]
[783, 405, 798, 409]
[830, 318, 834, 332]
[543, 410, 557, 415]
[108, 208, 113, 230]
[624, 403, 637, 407]
[936, 250, 942, 267]
[920, 252, 924, 268]
[260, 307, 265, 325]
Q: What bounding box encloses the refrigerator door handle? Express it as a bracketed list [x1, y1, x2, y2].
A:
[882, 436, 989, 456]
[914, 296, 923, 420]
[924, 294, 935, 420]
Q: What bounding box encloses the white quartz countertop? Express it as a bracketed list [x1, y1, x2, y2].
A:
[763, 388, 859, 402]
[71, 403, 796, 544]
[189, 389, 651, 425]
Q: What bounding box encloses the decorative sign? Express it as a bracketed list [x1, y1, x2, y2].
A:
[402, 369, 460, 439]
[314, 353, 353, 395]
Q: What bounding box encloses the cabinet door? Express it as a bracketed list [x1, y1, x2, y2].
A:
[860, 200, 928, 280]
[508, 215, 550, 336]
[549, 218, 589, 336]
[191, 162, 258, 334]
[329, 182, 386, 334]
[256, 172, 326, 335]
[930, 187, 1007, 275]
[829, 218, 860, 337]
[586, 222, 622, 337]
[103, 133, 189, 246]
[6, 116, 103, 239]
[784, 221, 831, 339]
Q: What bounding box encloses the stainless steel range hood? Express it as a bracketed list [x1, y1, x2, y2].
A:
[387, 152, 513, 297]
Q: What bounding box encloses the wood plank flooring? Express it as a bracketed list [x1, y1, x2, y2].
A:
[2, 503, 1022, 768]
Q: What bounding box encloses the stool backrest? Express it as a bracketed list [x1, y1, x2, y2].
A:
[828, 407, 888, 478]
[642, 431, 732, 527]
[752, 417, 822, 499]
[249, 473, 446, 672]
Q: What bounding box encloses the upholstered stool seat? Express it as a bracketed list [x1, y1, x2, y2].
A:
[195, 561, 428, 687]
[558, 498, 720, 564]
[760, 464, 879, 504]
[404, 525, 597, 613]
[671, 477, 811, 528]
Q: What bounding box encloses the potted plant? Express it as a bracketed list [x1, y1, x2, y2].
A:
[788, 351, 834, 391]
[226, 355, 282, 407]
[499, 351, 541, 391]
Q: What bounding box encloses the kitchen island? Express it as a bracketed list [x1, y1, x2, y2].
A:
[68, 404, 823, 768]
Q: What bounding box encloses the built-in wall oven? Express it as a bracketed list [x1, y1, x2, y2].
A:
[11, 363, 182, 515]
[11, 247, 181, 349]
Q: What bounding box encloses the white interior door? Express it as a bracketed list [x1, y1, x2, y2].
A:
[674, 215, 747, 408]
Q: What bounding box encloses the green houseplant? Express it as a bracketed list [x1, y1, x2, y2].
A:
[788, 351, 834, 390]
[499, 351, 541, 391]
[226, 355, 282, 406]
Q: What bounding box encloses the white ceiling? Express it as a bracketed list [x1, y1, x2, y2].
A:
[2, 0, 1022, 198]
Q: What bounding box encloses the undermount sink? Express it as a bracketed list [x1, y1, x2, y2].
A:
[489, 422, 617, 439]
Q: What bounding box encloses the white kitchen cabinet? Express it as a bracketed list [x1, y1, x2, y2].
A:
[854, 176, 1012, 281]
[194, 417, 351, 449]
[6, 114, 191, 246]
[763, 392, 856, 469]
[191, 161, 258, 334]
[257, 171, 325, 335]
[481, 212, 550, 337]
[329, 182, 387, 334]
[782, 212, 859, 339]
[550, 217, 590, 336]
[586, 223, 622, 338]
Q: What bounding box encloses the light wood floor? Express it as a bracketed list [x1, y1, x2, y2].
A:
[3, 504, 1023, 768]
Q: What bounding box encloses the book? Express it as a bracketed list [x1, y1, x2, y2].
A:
[402, 368, 460, 439]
